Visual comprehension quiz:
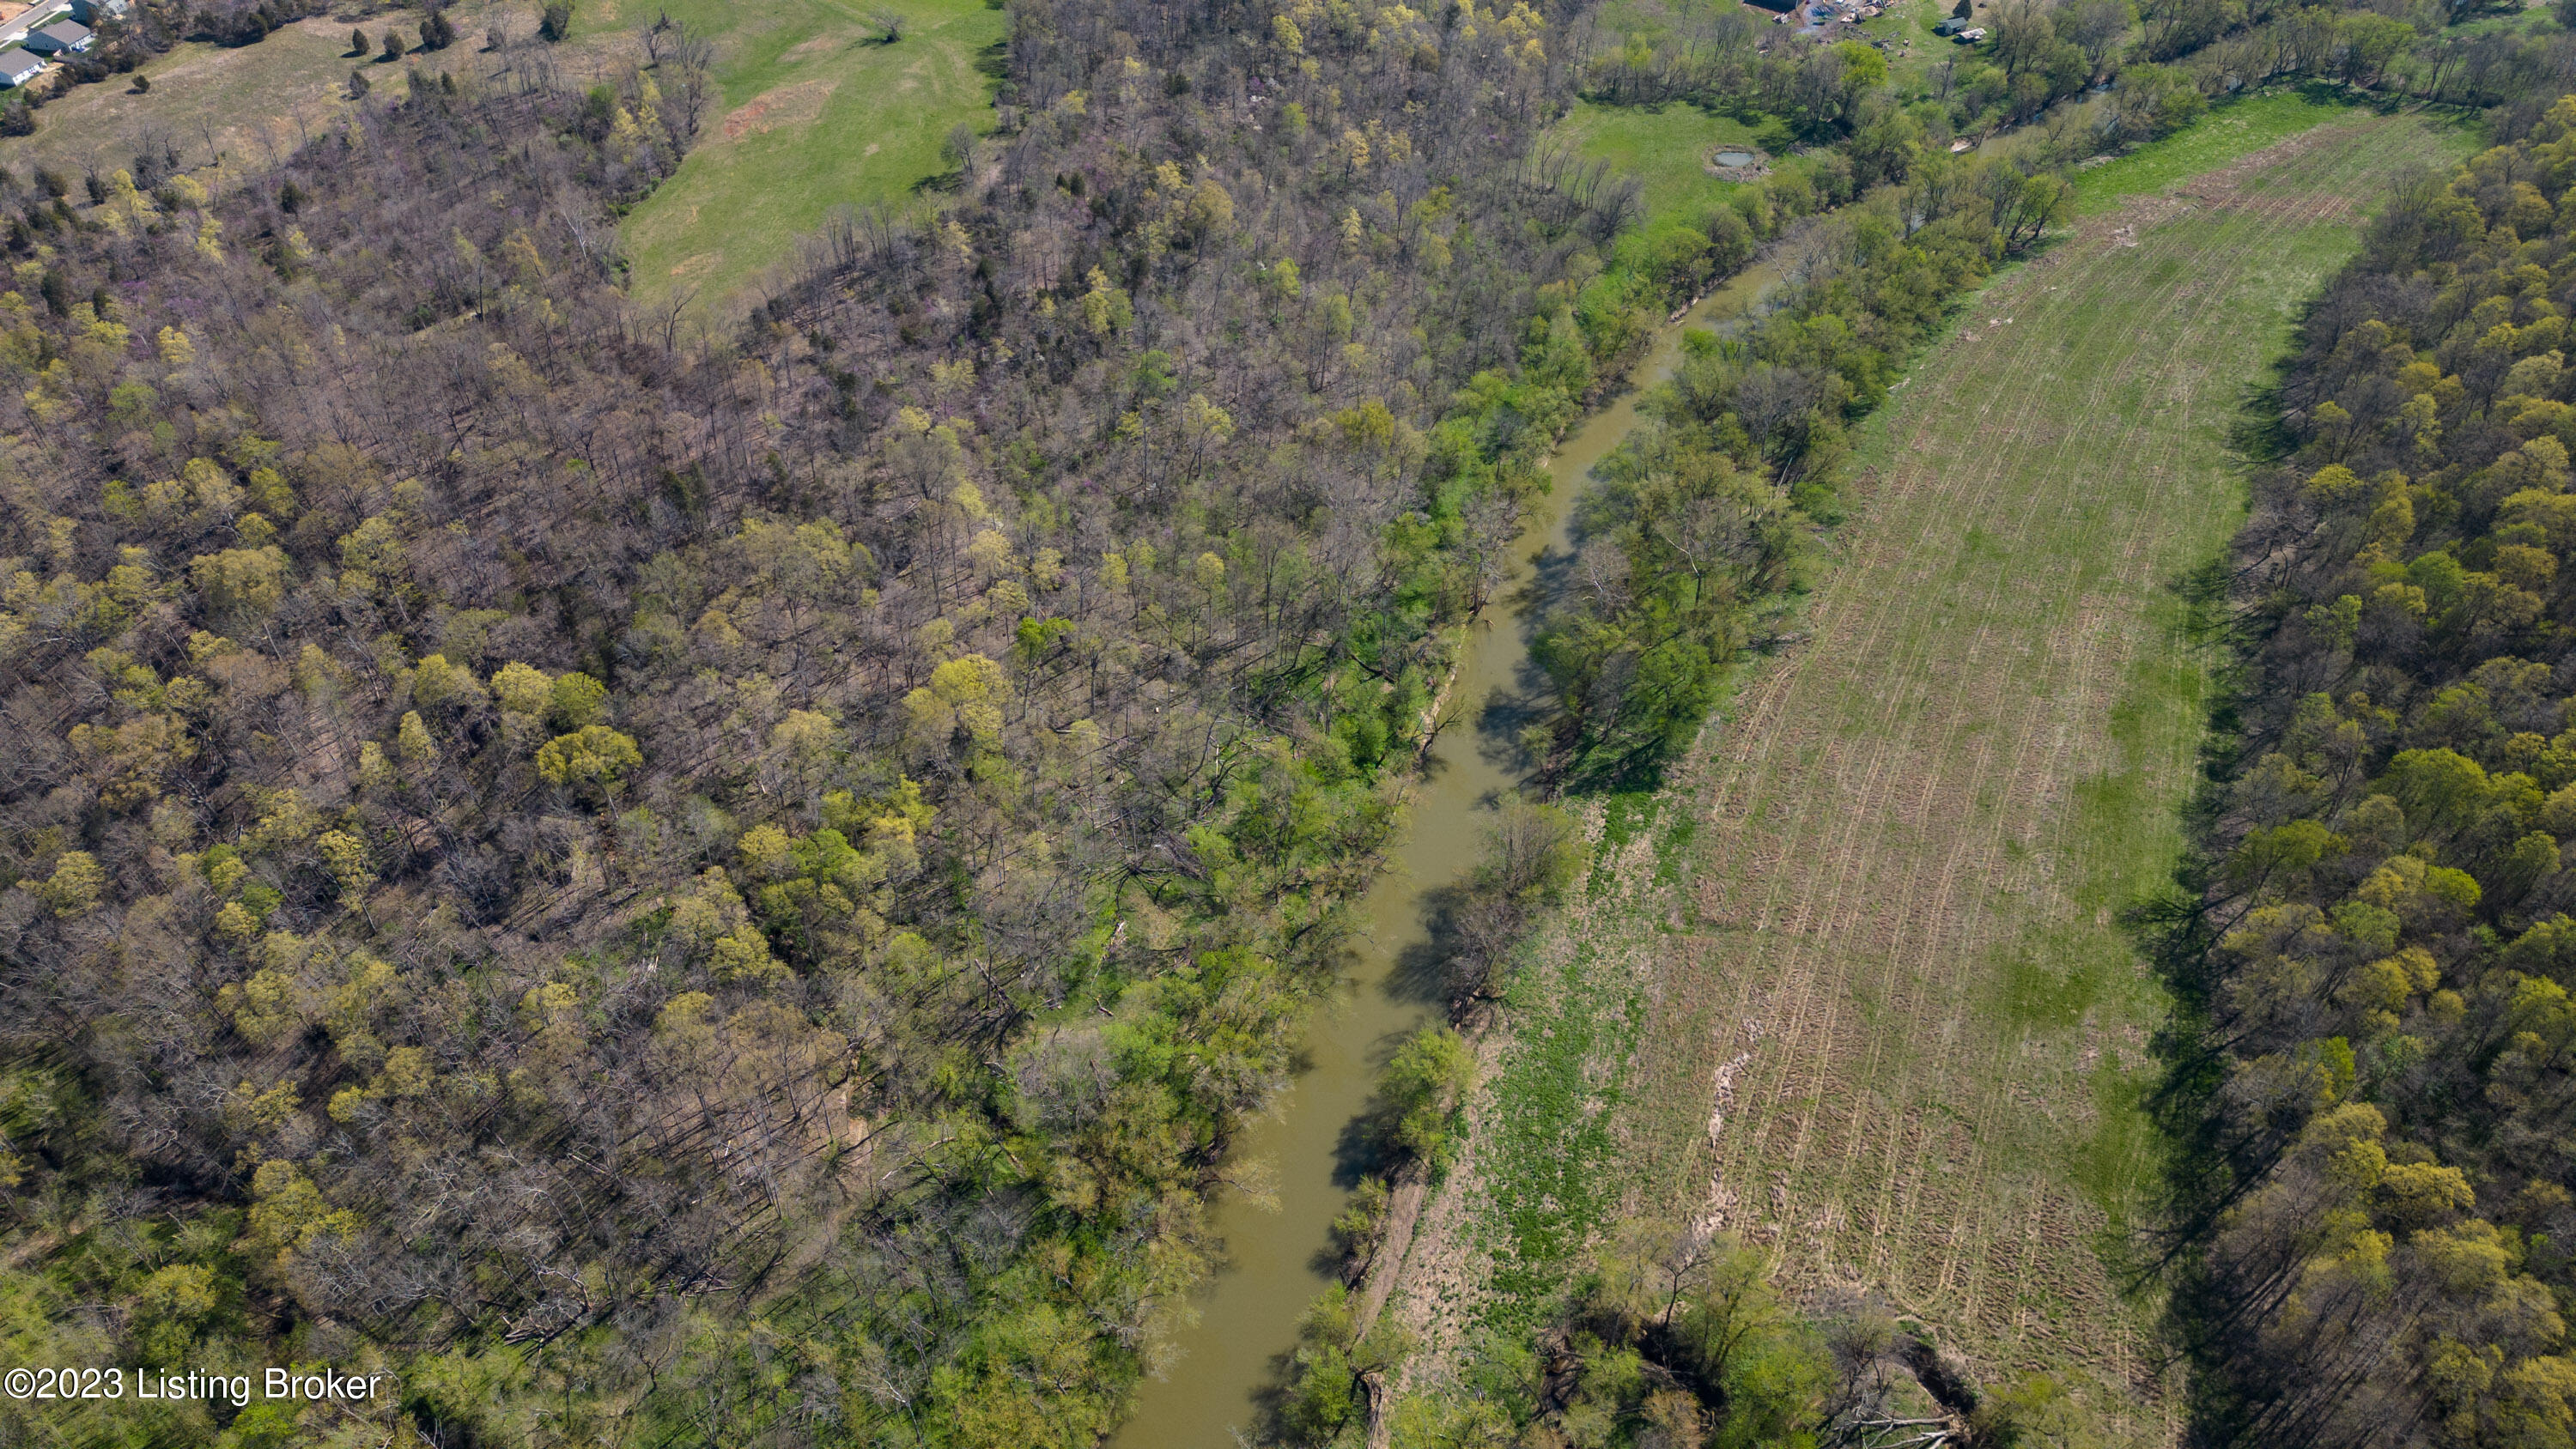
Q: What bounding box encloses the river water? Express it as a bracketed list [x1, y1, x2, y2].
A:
[1109, 258, 1786, 1449]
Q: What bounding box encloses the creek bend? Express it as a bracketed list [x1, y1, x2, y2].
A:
[1108, 258, 1786, 1448]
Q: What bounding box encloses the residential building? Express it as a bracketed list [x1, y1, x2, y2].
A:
[24, 19, 89, 53]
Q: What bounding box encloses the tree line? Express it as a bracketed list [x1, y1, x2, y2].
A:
[1579, 0, 2576, 149]
[2145, 91, 2576, 1449]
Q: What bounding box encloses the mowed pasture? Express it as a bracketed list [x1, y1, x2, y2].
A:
[1610, 110, 2472, 1428]
[602, 0, 1003, 316]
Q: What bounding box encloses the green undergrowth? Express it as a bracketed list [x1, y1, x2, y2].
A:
[1467, 928, 1645, 1333]
[1462, 774, 1721, 1335]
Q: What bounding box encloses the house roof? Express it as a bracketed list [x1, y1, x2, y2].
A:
[0, 48, 42, 73]
[36, 21, 88, 41]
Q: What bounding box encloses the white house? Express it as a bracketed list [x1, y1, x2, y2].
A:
[23, 20, 90, 53]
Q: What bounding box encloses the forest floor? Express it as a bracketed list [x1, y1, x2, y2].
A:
[605, 0, 1003, 318]
[1387, 104, 2473, 1437]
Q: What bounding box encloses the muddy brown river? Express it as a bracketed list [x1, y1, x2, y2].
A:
[1108, 258, 1787, 1448]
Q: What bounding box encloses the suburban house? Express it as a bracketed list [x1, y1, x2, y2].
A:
[22, 19, 88, 52]
[0, 47, 40, 84]
[68, 0, 125, 21]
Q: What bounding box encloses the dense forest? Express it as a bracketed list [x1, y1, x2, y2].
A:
[0, 0, 1715, 1442]
[2157, 93, 2576, 1449]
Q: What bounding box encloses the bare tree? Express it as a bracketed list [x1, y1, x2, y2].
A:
[637, 8, 671, 64]
[659, 21, 714, 137]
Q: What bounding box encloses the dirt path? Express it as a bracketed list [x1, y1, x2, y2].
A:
[1392, 110, 2468, 1436]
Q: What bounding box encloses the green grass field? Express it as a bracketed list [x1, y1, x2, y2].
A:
[1856, 0, 1972, 96]
[603, 0, 1003, 314]
[1554, 97, 1779, 230]
[1389, 106, 2475, 1433]
[2069, 85, 2392, 214]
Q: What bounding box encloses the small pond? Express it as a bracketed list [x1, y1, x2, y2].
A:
[1714, 150, 1759, 167]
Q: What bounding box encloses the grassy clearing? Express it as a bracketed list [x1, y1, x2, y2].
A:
[2439, 0, 2548, 39]
[1855, 0, 1973, 94]
[2069, 83, 2383, 214]
[1395, 106, 2474, 1430]
[603, 0, 1003, 315]
[1555, 97, 1778, 228]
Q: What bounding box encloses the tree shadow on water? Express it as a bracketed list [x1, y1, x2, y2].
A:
[1322, 1022, 1423, 1192]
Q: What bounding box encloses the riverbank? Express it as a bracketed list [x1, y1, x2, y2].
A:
[1105, 254, 1793, 1449]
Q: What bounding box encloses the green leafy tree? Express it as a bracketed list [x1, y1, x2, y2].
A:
[536, 725, 642, 793]
[1375, 1028, 1476, 1169]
